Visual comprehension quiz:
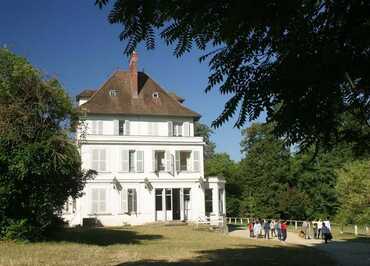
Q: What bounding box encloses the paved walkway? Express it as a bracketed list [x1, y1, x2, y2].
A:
[229, 229, 370, 266]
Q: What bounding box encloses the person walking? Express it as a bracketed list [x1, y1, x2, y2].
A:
[321, 222, 332, 244]
[281, 221, 288, 241]
[254, 220, 261, 239]
[302, 220, 308, 239]
[313, 221, 318, 239]
[276, 220, 281, 240]
[270, 220, 276, 238]
[263, 220, 270, 239]
[248, 221, 254, 238]
[324, 217, 331, 231]
[317, 219, 323, 239]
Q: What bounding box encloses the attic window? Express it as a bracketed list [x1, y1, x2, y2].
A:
[109, 90, 118, 96]
[152, 92, 160, 99]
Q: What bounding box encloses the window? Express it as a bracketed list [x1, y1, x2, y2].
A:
[91, 188, 106, 214]
[119, 120, 125, 136]
[155, 189, 163, 211]
[129, 150, 135, 172]
[121, 188, 137, 214]
[173, 122, 183, 136]
[64, 198, 76, 214]
[109, 89, 118, 96]
[91, 120, 103, 135]
[205, 189, 213, 215]
[154, 151, 165, 172]
[193, 151, 200, 172]
[180, 151, 191, 171]
[219, 189, 224, 215]
[152, 92, 160, 99]
[121, 150, 143, 173]
[92, 149, 106, 172]
[165, 189, 172, 210]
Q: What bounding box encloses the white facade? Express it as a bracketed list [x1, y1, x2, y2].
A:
[63, 114, 226, 226]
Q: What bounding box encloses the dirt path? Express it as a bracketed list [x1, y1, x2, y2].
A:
[229, 229, 370, 266]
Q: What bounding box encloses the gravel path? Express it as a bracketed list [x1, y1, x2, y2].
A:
[229, 229, 370, 266]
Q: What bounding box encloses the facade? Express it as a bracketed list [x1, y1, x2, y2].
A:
[63, 52, 225, 226]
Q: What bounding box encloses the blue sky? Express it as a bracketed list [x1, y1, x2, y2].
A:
[0, 1, 264, 161]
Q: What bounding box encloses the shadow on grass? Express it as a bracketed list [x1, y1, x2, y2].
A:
[114, 245, 335, 266]
[46, 227, 163, 246]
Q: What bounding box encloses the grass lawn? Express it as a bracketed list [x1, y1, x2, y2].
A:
[0, 224, 335, 266]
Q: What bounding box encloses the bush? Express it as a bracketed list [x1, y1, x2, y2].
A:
[1, 219, 41, 242]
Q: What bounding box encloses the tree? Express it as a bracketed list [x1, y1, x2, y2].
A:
[205, 153, 242, 216]
[0, 49, 94, 241]
[239, 123, 292, 218]
[335, 160, 370, 225]
[194, 121, 215, 160]
[95, 0, 370, 150]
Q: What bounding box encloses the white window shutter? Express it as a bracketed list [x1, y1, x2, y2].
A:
[136, 150, 144, 173]
[168, 121, 173, 136]
[184, 122, 189, 136]
[113, 120, 119, 135]
[91, 121, 97, 135]
[165, 151, 172, 172]
[175, 151, 180, 172]
[148, 122, 153, 136]
[121, 189, 128, 213]
[178, 123, 183, 136]
[91, 188, 98, 213]
[121, 150, 129, 172]
[92, 149, 99, 170]
[100, 150, 106, 172]
[153, 123, 158, 136]
[193, 151, 200, 172]
[125, 120, 130, 135]
[98, 121, 103, 135]
[99, 188, 106, 213]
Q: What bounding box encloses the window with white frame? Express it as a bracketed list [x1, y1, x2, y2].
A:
[173, 122, 183, 136]
[91, 120, 103, 135]
[175, 151, 191, 171]
[119, 120, 125, 136]
[121, 188, 137, 214]
[205, 188, 213, 216]
[64, 198, 76, 214]
[219, 189, 224, 215]
[154, 151, 165, 172]
[91, 188, 107, 214]
[92, 149, 106, 172]
[121, 150, 144, 173]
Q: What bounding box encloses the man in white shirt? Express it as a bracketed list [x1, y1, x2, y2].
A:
[324, 218, 331, 231]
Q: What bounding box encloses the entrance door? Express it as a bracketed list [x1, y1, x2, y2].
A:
[172, 189, 181, 220]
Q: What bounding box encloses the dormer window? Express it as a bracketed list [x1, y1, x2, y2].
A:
[109, 89, 118, 96]
[152, 92, 160, 99]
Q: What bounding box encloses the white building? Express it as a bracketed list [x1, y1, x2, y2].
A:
[63, 52, 225, 226]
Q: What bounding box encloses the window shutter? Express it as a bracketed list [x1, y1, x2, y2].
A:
[168, 121, 173, 136]
[92, 149, 99, 170]
[113, 120, 119, 135]
[99, 188, 106, 213]
[175, 151, 180, 172]
[184, 122, 189, 136]
[91, 188, 99, 213]
[121, 189, 128, 213]
[91, 121, 97, 135]
[171, 154, 175, 176]
[152, 150, 156, 172]
[100, 150, 106, 172]
[153, 123, 158, 136]
[136, 150, 144, 173]
[165, 151, 172, 173]
[98, 121, 103, 135]
[193, 151, 200, 172]
[148, 122, 153, 136]
[125, 120, 130, 135]
[121, 150, 129, 172]
[178, 123, 183, 136]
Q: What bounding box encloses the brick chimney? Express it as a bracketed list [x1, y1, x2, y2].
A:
[129, 51, 139, 98]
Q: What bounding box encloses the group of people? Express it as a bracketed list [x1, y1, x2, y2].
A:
[247, 218, 333, 244]
[248, 219, 288, 241]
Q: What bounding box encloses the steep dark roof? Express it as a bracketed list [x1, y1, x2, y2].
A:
[76, 89, 95, 101]
[79, 71, 200, 119]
